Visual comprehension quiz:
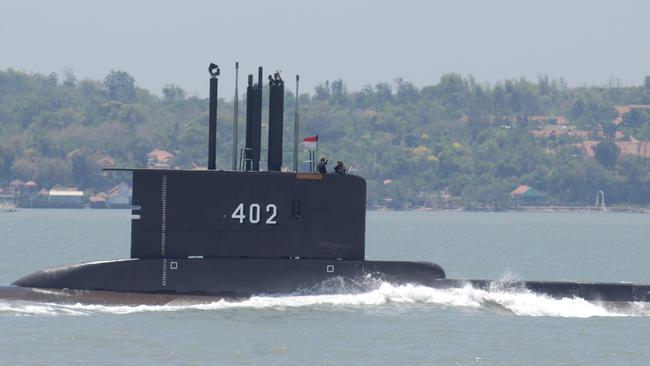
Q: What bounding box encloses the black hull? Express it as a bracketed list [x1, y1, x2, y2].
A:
[431, 279, 650, 303]
[7, 258, 650, 304]
[0, 285, 226, 306]
[11, 258, 446, 297]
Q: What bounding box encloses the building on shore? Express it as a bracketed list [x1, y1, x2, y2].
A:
[9, 179, 25, 194]
[89, 193, 108, 209]
[147, 149, 174, 169]
[107, 182, 132, 208]
[23, 180, 38, 193]
[511, 185, 545, 206]
[0, 194, 17, 212]
[47, 188, 85, 208]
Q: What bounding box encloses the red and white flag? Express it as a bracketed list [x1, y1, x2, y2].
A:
[301, 135, 318, 150]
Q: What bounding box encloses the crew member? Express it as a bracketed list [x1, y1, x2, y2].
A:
[317, 157, 328, 173]
[334, 161, 347, 174]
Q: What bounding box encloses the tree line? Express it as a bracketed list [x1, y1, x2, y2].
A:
[1, 68, 650, 209]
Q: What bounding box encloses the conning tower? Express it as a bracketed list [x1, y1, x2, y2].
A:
[131, 64, 366, 261]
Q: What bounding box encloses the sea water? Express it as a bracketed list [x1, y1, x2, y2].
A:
[1, 210, 649, 365]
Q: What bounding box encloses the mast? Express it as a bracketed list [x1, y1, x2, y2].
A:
[232, 62, 239, 170]
[208, 63, 220, 170]
[252, 66, 263, 171]
[245, 74, 253, 171]
[267, 71, 284, 171]
[293, 75, 300, 172]
[244, 67, 263, 171]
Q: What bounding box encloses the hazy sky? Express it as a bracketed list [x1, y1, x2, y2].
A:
[1, 0, 649, 98]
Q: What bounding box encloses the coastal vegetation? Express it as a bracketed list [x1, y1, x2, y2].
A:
[1, 69, 650, 209]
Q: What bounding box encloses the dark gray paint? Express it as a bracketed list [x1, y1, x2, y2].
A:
[130, 170, 366, 260]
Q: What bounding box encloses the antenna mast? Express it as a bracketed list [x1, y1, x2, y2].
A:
[232, 62, 239, 170]
[293, 75, 300, 172]
[207, 63, 220, 170]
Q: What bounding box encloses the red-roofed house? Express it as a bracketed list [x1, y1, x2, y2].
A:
[23, 180, 38, 193]
[89, 193, 108, 209]
[97, 156, 116, 168]
[511, 185, 545, 206]
[147, 149, 174, 169]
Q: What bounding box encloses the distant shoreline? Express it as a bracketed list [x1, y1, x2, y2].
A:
[3, 206, 649, 214]
[371, 205, 650, 213]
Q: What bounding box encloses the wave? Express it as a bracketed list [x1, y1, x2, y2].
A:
[1, 282, 649, 318]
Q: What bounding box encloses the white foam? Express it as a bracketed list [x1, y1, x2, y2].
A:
[1, 282, 649, 317]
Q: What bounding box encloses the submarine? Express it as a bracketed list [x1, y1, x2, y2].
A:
[3, 63, 650, 305]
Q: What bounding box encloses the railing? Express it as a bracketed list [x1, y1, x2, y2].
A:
[237, 147, 316, 172]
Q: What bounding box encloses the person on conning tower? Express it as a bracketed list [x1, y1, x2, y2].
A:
[317, 157, 328, 173]
[334, 161, 347, 174]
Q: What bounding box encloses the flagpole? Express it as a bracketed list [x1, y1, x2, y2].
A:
[312, 140, 320, 174]
[293, 74, 300, 172]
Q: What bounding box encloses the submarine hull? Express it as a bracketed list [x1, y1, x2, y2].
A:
[11, 258, 446, 297]
[433, 279, 650, 303]
[9, 258, 650, 304]
[5, 279, 650, 306]
[0, 285, 230, 306]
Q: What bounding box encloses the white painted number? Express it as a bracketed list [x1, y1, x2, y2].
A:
[265, 204, 277, 225]
[231, 203, 278, 225]
[231, 203, 245, 223]
[249, 203, 261, 224]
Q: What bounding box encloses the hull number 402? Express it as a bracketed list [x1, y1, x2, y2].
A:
[231, 203, 278, 225]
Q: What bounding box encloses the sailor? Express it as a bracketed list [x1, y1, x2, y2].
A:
[334, 161, 347, 174]
[317, 157, 328, 173]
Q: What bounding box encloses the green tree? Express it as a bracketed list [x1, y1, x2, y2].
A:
[593, 140, 620, 169]
[395, 78, 418, 104]
[330, 79, 345, 104]
[70, 150, 100, 189]
[374, 83, 393, 105]
[570, 99, 585, 120]
[436, 73, 467, 115]
[602, 123, 618, 139]
[3, 68, 650, 208]
[314, 81, 331, 100]
[476, 178, 511, 210]
[62, 67, 77, 87]
[103, 70, 136, 102]
[162, 84, 186, 101]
